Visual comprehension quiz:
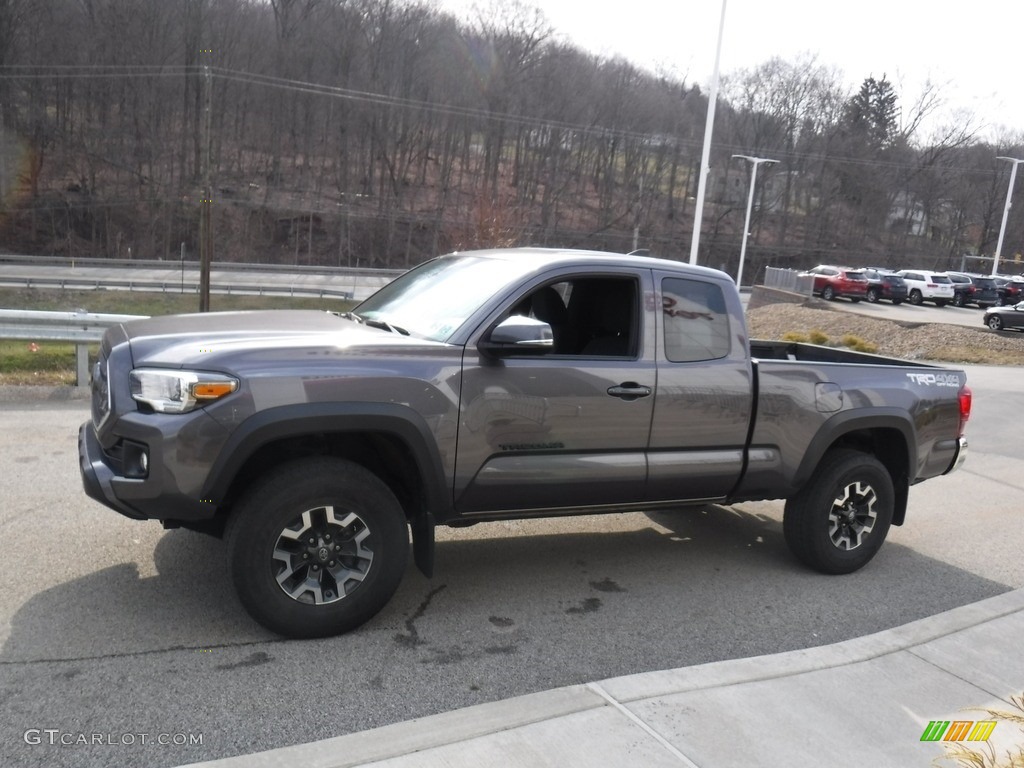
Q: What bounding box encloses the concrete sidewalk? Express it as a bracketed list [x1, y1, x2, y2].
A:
[180, 588, 1024, 768]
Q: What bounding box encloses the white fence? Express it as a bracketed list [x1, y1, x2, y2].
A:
[763, 267, 813, 296]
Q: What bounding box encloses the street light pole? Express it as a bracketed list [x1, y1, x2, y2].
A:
[732, 154, 777, 289]
[993, 156, 1023, 276]
[688, 0, 728, 265]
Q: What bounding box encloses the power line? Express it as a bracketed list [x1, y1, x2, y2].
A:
[0, 63, 1013, 176]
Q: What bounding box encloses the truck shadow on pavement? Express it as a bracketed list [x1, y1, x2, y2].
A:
[1, 502, 1010, 669]
[0, 502, 1012, 768]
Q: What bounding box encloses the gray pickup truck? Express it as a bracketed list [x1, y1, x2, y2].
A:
[79, 248, 971, 638]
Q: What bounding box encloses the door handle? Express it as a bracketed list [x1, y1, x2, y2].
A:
[607, 383, 652, 400]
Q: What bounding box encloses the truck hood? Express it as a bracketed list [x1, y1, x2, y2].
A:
[123, 310, 445, 368]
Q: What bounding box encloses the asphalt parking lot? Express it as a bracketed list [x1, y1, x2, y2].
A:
[837, 296, 998, 328]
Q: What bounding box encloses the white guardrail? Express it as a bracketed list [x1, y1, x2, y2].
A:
[0, 309, 147, 388]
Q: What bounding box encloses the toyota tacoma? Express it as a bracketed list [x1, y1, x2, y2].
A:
[79, 248, 971, 638]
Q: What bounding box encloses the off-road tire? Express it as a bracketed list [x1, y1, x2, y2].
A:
[783, 449, 894, 575]
[227, 457, 409, 638]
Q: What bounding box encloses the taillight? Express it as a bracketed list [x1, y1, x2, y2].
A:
[958, 386, 972, 438]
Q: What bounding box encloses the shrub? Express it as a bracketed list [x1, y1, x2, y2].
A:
[841, 334, 878, 353]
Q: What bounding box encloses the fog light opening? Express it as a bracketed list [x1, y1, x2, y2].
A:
[123, 441, 150, 479]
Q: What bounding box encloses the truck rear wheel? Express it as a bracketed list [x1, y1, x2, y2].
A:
[226, 457, 409, 638]
[783, 449, 893, 575]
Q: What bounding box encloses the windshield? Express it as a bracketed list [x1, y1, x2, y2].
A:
[355, 254, 540, 342]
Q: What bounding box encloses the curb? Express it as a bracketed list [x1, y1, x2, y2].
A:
[0, 384, 89, 402]
[175, 588, 1024, 768]
[601, 586, 1024, 701]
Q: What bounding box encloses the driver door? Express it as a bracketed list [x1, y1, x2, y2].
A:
[453, 269, 657, 517]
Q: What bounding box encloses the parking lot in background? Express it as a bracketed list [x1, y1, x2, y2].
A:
[818, 295, 1004, 329]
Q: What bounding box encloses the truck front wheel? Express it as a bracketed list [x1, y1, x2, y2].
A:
[783, 449, 894, 575]
[226, 457, 409, 638]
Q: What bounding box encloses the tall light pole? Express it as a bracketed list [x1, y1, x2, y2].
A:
[732, 155, 777, 289]
[688, 0, 728, 265]
[993, 156, 1023, 276]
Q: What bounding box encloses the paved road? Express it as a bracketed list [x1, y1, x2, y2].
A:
[1, 364, 1021, 768]
[0, 263, 392, 302]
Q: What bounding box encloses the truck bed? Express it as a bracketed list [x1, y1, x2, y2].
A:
[749, 339, 944, 368]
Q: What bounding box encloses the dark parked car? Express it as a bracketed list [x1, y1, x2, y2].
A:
[947, 272, 998, 308]
[983, 301, 1024, 331]
[800, 265, 868, 302]
[861, 268, 908, 304]
[994, 276, 1024, 306]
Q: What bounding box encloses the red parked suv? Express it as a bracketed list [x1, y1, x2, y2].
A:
[800, 265, 869, 302]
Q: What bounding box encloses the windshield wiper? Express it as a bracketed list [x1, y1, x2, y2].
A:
[363, 317, 410, 335]
[335, 310, 409, 336]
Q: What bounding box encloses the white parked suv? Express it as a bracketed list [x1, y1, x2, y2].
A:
[895, 270, 955, 307]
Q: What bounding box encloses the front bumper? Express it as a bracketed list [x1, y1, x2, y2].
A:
[78, 420, 216, 522]
[79, 421, 146, 519]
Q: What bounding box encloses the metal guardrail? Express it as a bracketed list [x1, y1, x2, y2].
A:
[763, 267, 813, 296]
[0, 254, 405, 300]
[0, 309, 147, 388]
[0, 253, 405, 278]
[0, 274, 360, 300]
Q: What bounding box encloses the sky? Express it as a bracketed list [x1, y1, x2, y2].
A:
[435, 0, 1024, 143]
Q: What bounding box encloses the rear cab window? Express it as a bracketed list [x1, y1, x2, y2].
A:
[661, 277, 732, 362]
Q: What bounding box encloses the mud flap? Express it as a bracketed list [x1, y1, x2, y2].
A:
[411, 511, 435, 578]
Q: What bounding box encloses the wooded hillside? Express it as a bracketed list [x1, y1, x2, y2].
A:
[1, 0, 1022, 277]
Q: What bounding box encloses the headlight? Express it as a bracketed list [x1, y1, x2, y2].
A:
[129, 369, 238, 413]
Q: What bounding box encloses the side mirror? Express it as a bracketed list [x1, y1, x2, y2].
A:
[479, 316, 554, 356]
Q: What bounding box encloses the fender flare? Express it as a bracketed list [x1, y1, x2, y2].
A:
[792, 408, 916, 524]
[203, 402, 449, 576]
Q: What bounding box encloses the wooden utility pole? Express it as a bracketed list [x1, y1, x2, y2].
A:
[199, 60, 213, 311]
